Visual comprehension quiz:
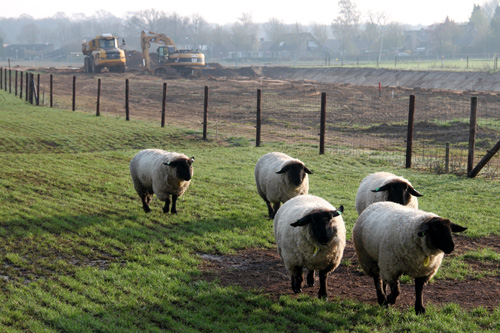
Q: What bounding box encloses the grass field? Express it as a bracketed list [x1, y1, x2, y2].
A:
[1, 90, 500, 332]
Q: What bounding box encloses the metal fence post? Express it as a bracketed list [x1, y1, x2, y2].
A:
[72, 75, 76, 111]
[96, 78, 101, 116]
[50, 74, 53, 107]
[203, 86, 208, 140]
[256, 89, 261, 147]
[161, 83, 167, 127]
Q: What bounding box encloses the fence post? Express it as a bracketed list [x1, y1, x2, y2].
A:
[125, 78, 129, 120]
[72, 75, 76, 111]
[319, 92, 326, 154]
[96, 78, 101, 116]
[467, 97, 478, 176]
[19, 71, 23, 99]
[0, 67, 2, 90]
[15, 70, 17, 96]
[161, 82, 167, 127]
[445, 142, 450, 173]
[406, 95, 416, 168]
[4, 68, 7, 91]
[203, 86, 208, 140]
[50, 74, 53, 107]
[29, 73, 34, 104]
[256, 89, 262, 147]
[25, 72, 28, 102]
[9, 69, 11, 94]
[36, 74, 40, 105]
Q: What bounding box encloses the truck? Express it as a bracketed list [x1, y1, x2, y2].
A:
[140, 30, 205, 76]
[82, 34, 126, 73]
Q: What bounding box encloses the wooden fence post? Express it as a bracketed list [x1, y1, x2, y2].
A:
[467, 97, 478, 176]
[256, 89, 262, 147]
[9, 69, 11, 94]
[445, 142, 450, 173]
[4, 68, 7, 91]
[36, 74, 40, 105]
[469, 139, 500, 178]
[15, 70, 17, 96]
[96, 78, 101, 116]
[0, 67, 2, 90]
[319, 92, 326, 154]
[19, 71, 23, 99]
[203, 86, 208, 140]
[406, 95, 416, 168]
[161, 82, 167, 127]
[72, 75, 76, 111]
[25, 72, 28, 102]
[125, 78, 129, 121]
[50, 74, 53, 107]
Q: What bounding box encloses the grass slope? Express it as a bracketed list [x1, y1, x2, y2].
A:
[1, 91, 499, 332]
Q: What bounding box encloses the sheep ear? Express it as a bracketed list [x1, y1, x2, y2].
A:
[371, 184, 390, 193]
[417, 223, 429, 237]
[408, 186, 423, 197]
[276, 165, 290, 174]
[304, 166, 313, 174]
[189, 157, 195, 164]
[333, 205, 344, 216]
[291, 215, 312, 227]
[451, 223, 467, 233]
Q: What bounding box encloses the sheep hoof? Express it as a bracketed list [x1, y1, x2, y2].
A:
[293, 288, 302, 294]
[415, 306, 426, 315]
[143, 207, 152, 213]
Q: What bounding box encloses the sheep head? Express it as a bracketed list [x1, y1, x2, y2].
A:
[291, 206, 344, 245]
[371, 180, 423, 205]
[163, 157, 195, 181]
[417, 217, 467, 254]
[276, 162, 312, 187]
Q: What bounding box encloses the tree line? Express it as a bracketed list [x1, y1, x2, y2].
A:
[0, 0, 499, 60]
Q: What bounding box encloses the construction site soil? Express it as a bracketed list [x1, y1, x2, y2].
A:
[11, 62, 500, 313]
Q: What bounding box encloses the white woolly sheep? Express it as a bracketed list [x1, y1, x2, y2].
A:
[352, 201, 467, 314]
[129, 149, 194, 214]
[355, 172, 423, 215]
[274, 195, 346, 300]
[255, 152, 312, 218]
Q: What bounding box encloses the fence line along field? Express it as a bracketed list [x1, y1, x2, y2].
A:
[1, 72, 500, 331]
[6, 66, 500, 179]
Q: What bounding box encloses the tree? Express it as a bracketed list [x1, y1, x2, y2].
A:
[263, 18, 288, 43]
[489, 5, 500, 51]
[230, 13, 259, 52]
[311, 24, 329, 52]
[468, 4, 490, 51]
[364, 11, 390, 60]
[482, 0, 500, 19]
[331, 0, 361, 57]
[17, 23, 39, 44]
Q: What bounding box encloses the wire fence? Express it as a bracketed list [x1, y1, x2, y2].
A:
[3, 67, 500, 179]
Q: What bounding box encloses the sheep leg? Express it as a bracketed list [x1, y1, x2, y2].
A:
[265, 200, 274, 218]
[318, 266, 333, 300]
[272, 202, 281, 216]
[162, 196, 171, 214]
[386, 280, 400, 305]
[306, 270, 315, 287]
[373, 276, 387, 306]
[170, 195, 179, 214]
[141, 194, 152, 213]
[414, 276, 428, 315]
[291, 266, 303, 293]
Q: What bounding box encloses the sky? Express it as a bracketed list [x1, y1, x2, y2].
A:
[0, 0, 484, 26]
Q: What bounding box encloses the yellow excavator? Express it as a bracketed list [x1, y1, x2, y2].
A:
[140, 30, 205, 76]
[82, 34, 126, 73]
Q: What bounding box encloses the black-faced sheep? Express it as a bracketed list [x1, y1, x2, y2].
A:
[255, 152, 312, 218]
[129, 149, 194, 214]
[355, 172, 423, 215]
[274, 194, 346, 300]
[352, 201, 467, 314]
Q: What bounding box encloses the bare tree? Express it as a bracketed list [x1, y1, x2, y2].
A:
[365, 11, 390, 61]
[482, 0, 500, 19]
[187, 14, 210, 49]
[231, 13, 259, 52]
[331, 0, 361, 57]
[311, 23, 329, 50]
[263, 18, 288, 43]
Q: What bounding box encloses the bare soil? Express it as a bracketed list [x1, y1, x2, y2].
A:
[200, 235, 500, 312]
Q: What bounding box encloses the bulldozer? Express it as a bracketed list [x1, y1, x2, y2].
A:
[82, 34, 126, 73]
[140, 30, 205, 76]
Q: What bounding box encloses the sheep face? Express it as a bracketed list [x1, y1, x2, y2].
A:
[418, 217, 467, 254]
[164, 157, 195, 181]
[291, 206, 344, 245]
[276, 162, 312, 187]
[371, 180, 423, 206]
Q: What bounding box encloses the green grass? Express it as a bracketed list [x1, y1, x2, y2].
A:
[1, 90, 500, 331]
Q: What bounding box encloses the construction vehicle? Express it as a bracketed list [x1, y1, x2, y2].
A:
[140, 30, 205, 76]
[82, 34, 126, 73]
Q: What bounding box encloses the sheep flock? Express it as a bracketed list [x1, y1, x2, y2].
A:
[129, 149, 468, 315]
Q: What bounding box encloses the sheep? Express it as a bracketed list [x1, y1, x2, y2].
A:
[129, 149, 194, 214]
[355, 171, 423, 215]
[352, 201, 467, 314]
[273, 194, 346, 300]
[255, 152, 312, 218]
